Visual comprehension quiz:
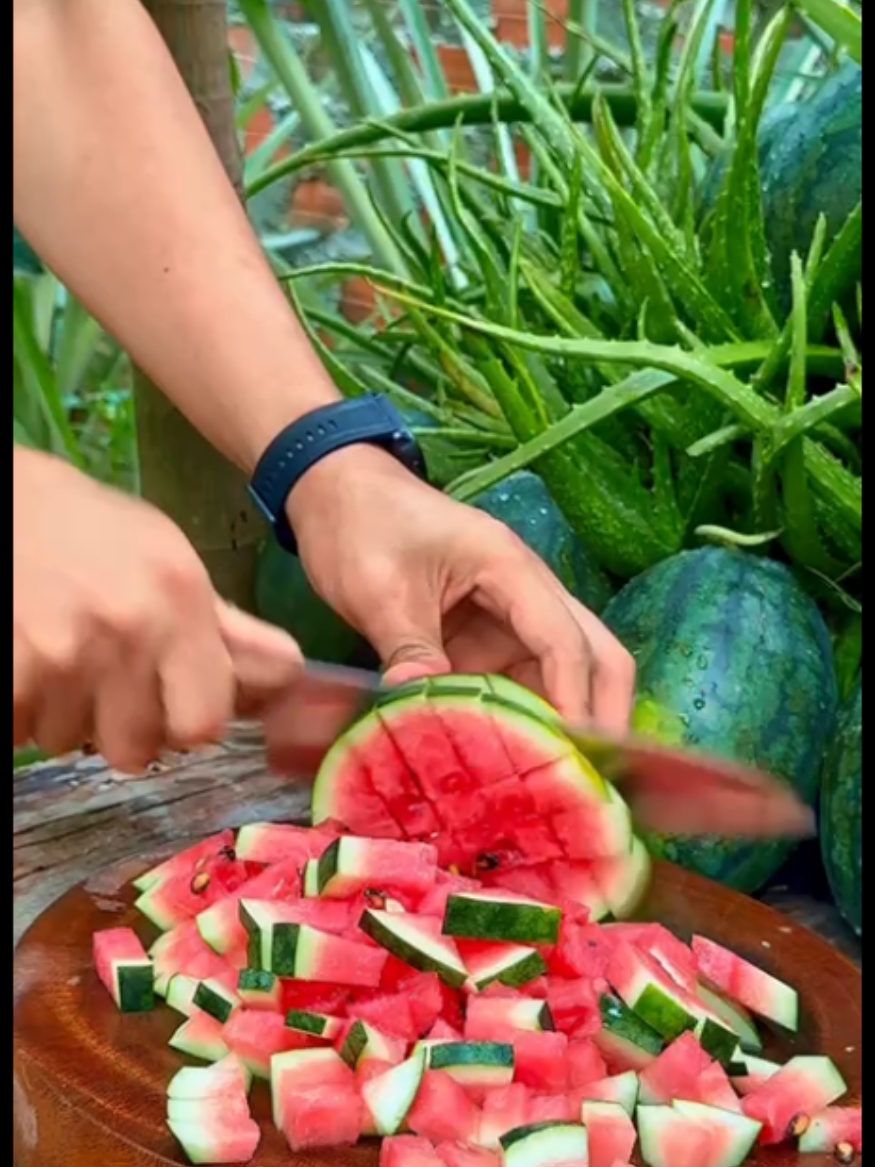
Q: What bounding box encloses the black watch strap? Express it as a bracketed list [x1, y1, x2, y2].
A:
[248, 394, 427, 554]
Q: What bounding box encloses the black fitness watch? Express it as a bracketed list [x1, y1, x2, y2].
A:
[248, 393, 428, 555]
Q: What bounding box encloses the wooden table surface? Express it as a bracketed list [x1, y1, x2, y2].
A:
[13, 727, 862, 969]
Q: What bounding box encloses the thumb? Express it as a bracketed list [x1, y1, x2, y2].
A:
[366, 599, 451, 688]
[215, 601, 303, 714]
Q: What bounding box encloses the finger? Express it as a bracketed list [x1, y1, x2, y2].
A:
[216, 602, 303, 716]
[472, 545, 595, 722]
[565, 597, 637, 734]
[158, 611, 235, 750]
[358, 579, 452, 684]
[31, 676, 93, 758]
[93, 649, 165, 774]
[13, 631, 39, 748]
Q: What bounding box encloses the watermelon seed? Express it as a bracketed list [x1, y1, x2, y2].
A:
[219, 845, 237, 862]
[787, 1113, 811, 1138]
[835, 1141, 857, 1165]
[364, 889, 387, 909]
[190, 871, 212, 895]
[476, 854, 501, 872]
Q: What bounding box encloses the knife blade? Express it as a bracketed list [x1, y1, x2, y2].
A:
[260, 662, 815, 842]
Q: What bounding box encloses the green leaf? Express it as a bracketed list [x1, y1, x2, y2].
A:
[792, 0, 862, 65]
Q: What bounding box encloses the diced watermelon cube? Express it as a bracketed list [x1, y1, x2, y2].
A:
[435, 1142, 500, 1167]
[407, 1071, 481, 1145]
[526, 1094, 576, 1124]
[639, 1033, 714, 1106]
[741, 1056, 849, 1144]
[396, 972, 444, 1036]
[568, 1038, 608, 1088]
[606, 924, 699, 994]
[381, 1136, 444, 1166]
[583, 1100, 638, 1167]
[223, 1010, 319, 1079]
[283, 980, 351, 1016]
[281, 1086, 364, 1151]
[478, 1084, 532, 1149]
[346, 992, 419, 1042]
[511, 1031, 569, 1093]
[545, 976, 601, 1036]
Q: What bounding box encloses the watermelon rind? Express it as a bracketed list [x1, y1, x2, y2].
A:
[166, 1118, 260, 1166]
[169, 1016, 230, 1064]
[499, 1121, 590, 1167]
[167, 1055, 252, 1100]
[593, 835, 652, 920]
[461, 942, 548, 993]
[284, 1010, 342, 1040]
[360, 909, 469, 990]
[672, 1099, 762, 1167]
[695, 983, 763, 1054]
[692, 935, 799, 1033]
[797, 1105, 863, 1154]
[443, 891, 562, 947]
[579, 1070, 641, 1117]
[361, 1050, 428, 1136]
[340, 1020, 401, 1069]
[237, 969, 282, 1010]
[427, 1042, 515, 1090]
[729, 1053, 783, 1094]
[105, 957, 155, 1014]
[594, 994, 666, 1069]
[192, 979, 241, 1025]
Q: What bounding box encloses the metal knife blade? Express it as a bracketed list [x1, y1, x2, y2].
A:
[261, 662, 815, 842]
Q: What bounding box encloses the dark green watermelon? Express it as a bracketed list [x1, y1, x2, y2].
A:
[760, 62, 862, 315]
[700, 63, 862, 317]
[820, 679, 862, 936]
[604, 547, 839, 894]
[254, 538, 362, 664]
[472, 471, 613, 614]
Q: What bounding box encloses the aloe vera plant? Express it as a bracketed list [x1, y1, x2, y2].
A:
[242, 0, 859, 597]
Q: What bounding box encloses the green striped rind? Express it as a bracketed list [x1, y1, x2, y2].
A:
[316, 838, 344, 895]
[112, 960, 155, 1014]
[359, 909, 468, 989]
[237, 969, 281, 1008]
[467, 948, 549, 992]
[605, 547, 839, 894]
[599, 995, 666, 1054]
[285, 1011, 337, 1038]
[443, 893, 563, 946]
[472, 471, 613, 614]
[695, 983, 763, 1054]
[169, 1018, 229, 1064]
[820, 680, 862, 936]
[192, 980, 239, 1025]
[499, 1122, 589, 1165]
[428, 1042, 514, 1072]
[361, 1051, 427, 1136]
[240, 903, 302, 975]
[340, 1021, 373, 1069]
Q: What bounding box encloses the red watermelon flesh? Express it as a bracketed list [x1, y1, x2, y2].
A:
[137, 854, 249, 931]
[134, 830, 236, 892]
[568, 1038, 609, 1087]
[435, 1141, 500, 1167]
[408, 1071, 482, 1146]
[478, 1084, 531, 1148]
[395, 971, 444, 1036]
[583, 1101, 638, 1167]
[511, 1030, 569, 1093]
[357, 730, 442, 839]
[234, 821, 333, 867]
[282, 980, 350, 1016]
[196, 858, 307, 954]
[346, 992, 418, 1042]
[433, 703, 519, 787]
[606, 923, 699, 994]
[639, 1033, 714, 1106]
[416, 872, 481, 920]
[426, 1018, 464, 1043]
[93, 927, 150, 1006]
[697, 1062, 743, 1112]
[166, 1115, 261, 1165]
[741, 1056, 849, 1144]
[223, 1010, 319, 1078]
[546, 975, 602, 1035]
[379, 705, 477, 804]
[282, 1085, 364, 1151]
[527, 1094, 576, 1124]
[691, 934, 799, 1030]
[381, 1136, 445, 1167]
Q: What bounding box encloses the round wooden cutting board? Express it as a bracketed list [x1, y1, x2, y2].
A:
[13, 858, 862, 1167]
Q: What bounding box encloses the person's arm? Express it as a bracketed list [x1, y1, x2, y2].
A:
[13, 0, 340, 472]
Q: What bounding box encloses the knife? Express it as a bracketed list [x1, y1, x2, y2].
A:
[259, 661, 815, 842]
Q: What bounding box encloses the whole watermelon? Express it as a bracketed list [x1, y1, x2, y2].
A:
[254, 538, 362, 665]
[820, 679, 862, 936]
[472, 471, 613, 614]
[604, 547, 839, 893]
[760, 62, 862, 316]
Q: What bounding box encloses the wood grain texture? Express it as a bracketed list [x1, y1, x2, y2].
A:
[13, 854, 862, 1167]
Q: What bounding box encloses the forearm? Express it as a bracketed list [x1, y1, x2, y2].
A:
[13, 0, 340, 472]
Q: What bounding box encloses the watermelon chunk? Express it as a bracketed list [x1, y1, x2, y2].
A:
[465, 996, 555, 1043]
[435, 1142, 500, 1167]
[408, 1070, 482, 1145]
[240, 900, 387, 985]
[167, 1054, 252, 1100]
[93, 927, 154, 1013]
[478, 1084, 532, 1149]
[282, 1085, 364, 1151]
[136, 852, 248, 932]
[133, 831, 236, 892]
[223, 1009, 319, 1079]
[511, 1031, 569, 1093]
[691, 934, 799, 1031]
[636, 1105, 713, 1167]
[234, 821, 332, 866]
[638, 1033, 714, 1106]
[583, 1100, 638, 1167]
[316, 835, 438, 898]
[568, 1038, 609, 1088]
[797, 1105, 863, 1155]
[578, 1071, 640, 1117]
[195, 857, 306, 954]
[672, 1100, 762, 1165]
[170, 1012, 230, 1064]
[381, 1136, 445, 1166]
[741, 1055, 848, 1144]
[166, 1113, 260, 1165]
